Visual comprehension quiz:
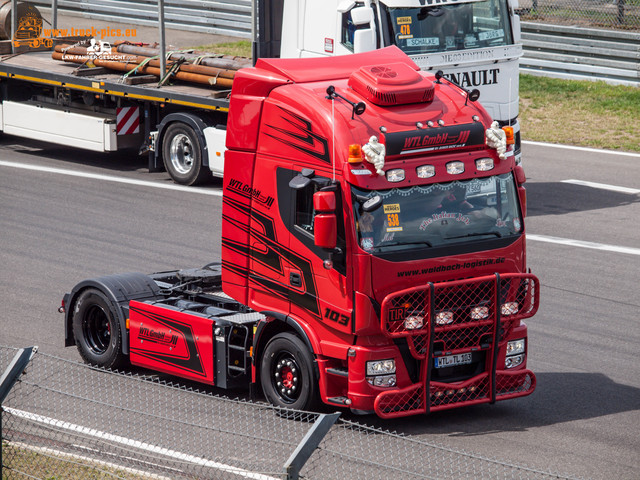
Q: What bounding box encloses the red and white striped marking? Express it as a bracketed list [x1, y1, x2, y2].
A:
[116, 106, 140, 135]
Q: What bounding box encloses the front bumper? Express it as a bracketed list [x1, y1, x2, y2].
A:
[369, 272, 539, 418]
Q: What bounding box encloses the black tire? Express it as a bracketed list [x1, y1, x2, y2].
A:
[162, 122, 210, 186]
[260, 333, 320, 411]
[72, 288, 127, 369]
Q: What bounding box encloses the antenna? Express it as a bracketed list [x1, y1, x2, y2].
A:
[435, 70, 480, 105]
[326, 84, 366, 181]
[509, 78, 512, 126]
[331, 92, 336, 181]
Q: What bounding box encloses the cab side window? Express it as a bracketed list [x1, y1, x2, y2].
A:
[295, 182, 319, 234]
[341, 3, 366, 52]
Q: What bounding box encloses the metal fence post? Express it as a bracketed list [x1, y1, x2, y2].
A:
[283, 412, 341, 480]
[617, 0, 626, 25]
[0, 346, 38, 477]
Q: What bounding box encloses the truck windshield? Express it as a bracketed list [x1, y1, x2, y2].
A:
[381, 0, 513, 55]
[353, 173, 522, 253]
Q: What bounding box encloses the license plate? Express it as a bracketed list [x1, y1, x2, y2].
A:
[435, 353, 472, 368]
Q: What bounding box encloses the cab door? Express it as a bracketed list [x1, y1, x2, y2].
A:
[246, 155, 292, 316]
[285, 166, 353, 336]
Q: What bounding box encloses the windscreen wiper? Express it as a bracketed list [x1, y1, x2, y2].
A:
[376, 240, 433, 250]
[445, 231, 502, 240]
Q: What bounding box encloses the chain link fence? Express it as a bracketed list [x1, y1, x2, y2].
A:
[1, 345, 574, 480]
[518, 0, 640, 30]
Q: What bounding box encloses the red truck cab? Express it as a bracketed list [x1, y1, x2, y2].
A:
[221, 46, 539, 417]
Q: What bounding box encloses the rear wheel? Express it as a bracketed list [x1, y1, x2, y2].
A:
[260, 333, 319, 411]
[162, 122, 210, 186]
[72, 288, 126, 369]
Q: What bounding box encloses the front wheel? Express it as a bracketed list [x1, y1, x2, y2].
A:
[72, 288, 127, 369]
[162, 122, 210, 186]
[260, 333, 319, 411]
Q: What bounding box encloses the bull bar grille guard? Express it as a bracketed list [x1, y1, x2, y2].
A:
[375, 273, 539, 418]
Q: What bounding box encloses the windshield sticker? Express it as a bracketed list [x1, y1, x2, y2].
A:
[396, 16, 412, 25]
[513, 218, 521, 231]
[383, 204, 401, 214]
[407, 37, 439, 47]
[382, 232, 396, 242]
[386, 210, 402, 232]
[398, 22, 412, 39]
[361, 237, 374, 251]
[478, 29, 504, 42]
[420, 211, 470, 230]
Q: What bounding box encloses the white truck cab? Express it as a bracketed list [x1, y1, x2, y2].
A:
[271, 0, 522, 161]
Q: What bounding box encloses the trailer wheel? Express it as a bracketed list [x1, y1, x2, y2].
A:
[162, 122, 210, 186]
[260, 333, 319, 411]
[72, 288, 126, 369]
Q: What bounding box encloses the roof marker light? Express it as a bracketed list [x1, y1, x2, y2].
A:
[416, 165, 435, 178]
[446, 161, 465, 174]
[386, 169, 405, 182]
[475, 157, 494, 171]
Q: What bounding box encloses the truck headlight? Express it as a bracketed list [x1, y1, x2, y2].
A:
[366, 359, 396, 376]
[405, 314, 424, 330]
[470, 306, 489, 320]
[435, 311, 454, 325]
[506, 338, 525, 356]
[501, 302, 519, 315]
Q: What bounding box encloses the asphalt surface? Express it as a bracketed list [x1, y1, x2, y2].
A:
[1, 136, 638, 479]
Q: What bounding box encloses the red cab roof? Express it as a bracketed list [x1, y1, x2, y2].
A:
[254, 46, 420, 84]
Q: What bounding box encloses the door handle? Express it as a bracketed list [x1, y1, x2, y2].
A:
[290, 272, 302, 287]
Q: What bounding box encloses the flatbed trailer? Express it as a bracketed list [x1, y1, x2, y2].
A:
[0, 50, 231, 184]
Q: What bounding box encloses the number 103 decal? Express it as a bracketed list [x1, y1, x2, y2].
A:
[324, 307, 350, 326]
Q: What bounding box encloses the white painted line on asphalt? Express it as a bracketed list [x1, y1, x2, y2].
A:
[561, 179, 640, 195]
[522, 141, 640, 158]
[528, 234, 640, 256]
[0, 160, 222, 197]
[5, 407, 279, 480]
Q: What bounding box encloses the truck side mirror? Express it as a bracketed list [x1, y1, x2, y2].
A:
[515, 165, 526, 185]
[518, 186, 527, 218]
[313, 191, 337, 249]
[514, 165, 527, 217]
[351, 7, 376, 53]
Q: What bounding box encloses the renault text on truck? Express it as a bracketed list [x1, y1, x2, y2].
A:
[60, 47, 539, 417]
